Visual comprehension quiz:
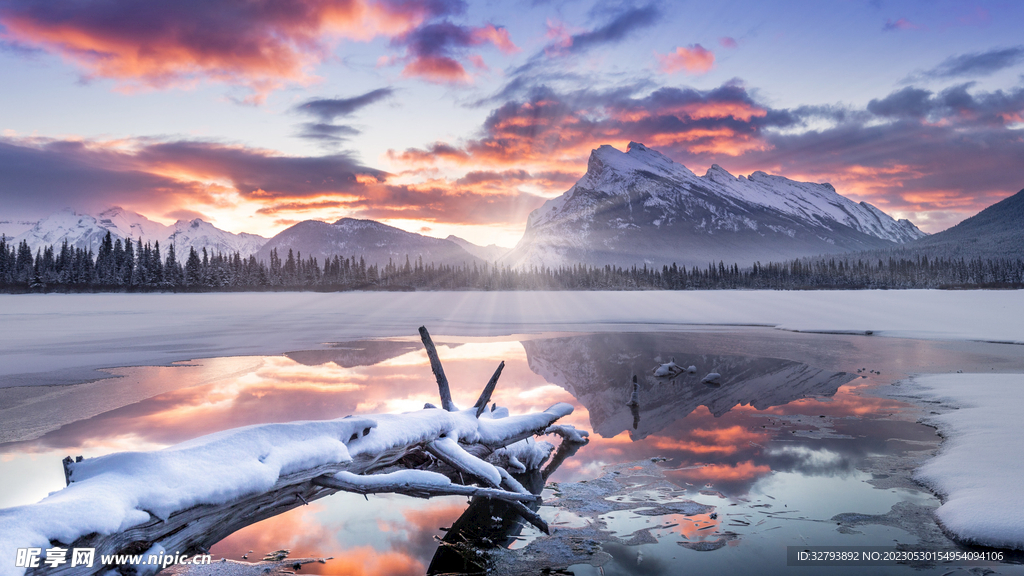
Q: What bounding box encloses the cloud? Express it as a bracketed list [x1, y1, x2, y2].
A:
[918, 46, 1024, 79]
[882, 17, 922, 32]
[164, 209, 211, 222]
[292, 88, 394, 146]
[718, 37, 738, 49]
[0, 135, 554, 228]
[390, 83, 782, 174]
[0, 0, 462, 100]
[730, 85, 1024, 230]
[558, 5, 660, 54]
[391, 78, 1024, 233]
[866, 84, 1024, 125]
[294, 88, 395, 122]
[388, 20, 519, 83]
[297, 122, 363, 143]
[656, 45, 714, 75]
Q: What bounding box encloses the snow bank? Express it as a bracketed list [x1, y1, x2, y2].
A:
[902, 373, 1024, 550]
[3, 290, 1023, 387]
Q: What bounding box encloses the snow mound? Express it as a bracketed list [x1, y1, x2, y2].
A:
[904, 373, 1024, 550]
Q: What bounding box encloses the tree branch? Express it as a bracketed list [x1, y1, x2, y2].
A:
[474, 361, 504, 417]
[419, 326, 456, 411]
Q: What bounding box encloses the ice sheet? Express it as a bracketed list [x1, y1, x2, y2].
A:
[2, 290, 1023, 387]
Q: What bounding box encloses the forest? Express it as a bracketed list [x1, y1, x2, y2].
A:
[2, 233, 1022, 292]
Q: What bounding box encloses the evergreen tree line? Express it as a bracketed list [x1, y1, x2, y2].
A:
[2, 232, 1022, 292]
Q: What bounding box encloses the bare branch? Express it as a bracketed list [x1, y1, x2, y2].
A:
[475, 361, 505, 417]
[419, 326, 456, 411]
[312, 471, 540, 504]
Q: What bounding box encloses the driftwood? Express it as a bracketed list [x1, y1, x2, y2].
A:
[13, 326, 586, 576]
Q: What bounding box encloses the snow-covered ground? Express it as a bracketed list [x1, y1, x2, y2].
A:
[2, 290, 1023, 387]
[898, 374, 1024, 550]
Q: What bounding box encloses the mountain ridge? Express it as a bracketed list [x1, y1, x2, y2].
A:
[502, 142, 926, 269]
[256, 217, 485, 268]
[12, 207, 267, 257]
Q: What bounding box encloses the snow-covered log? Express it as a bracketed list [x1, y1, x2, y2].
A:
[2, 327, 585, 576]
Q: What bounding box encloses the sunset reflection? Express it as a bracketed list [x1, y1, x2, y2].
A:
[0, 330, 953, 569]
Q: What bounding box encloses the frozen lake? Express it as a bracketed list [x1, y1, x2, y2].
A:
[3, 319, 1024, 575]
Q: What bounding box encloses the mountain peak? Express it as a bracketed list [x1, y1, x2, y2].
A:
[504, 141, 928, 269]
[704, 164, 735, 182]
[625, 141, 648, 153]
[584, 142, 695, 183]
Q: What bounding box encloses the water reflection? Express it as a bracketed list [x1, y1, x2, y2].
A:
[3, 329, 1019, 573]
[522, 333, 857, 440]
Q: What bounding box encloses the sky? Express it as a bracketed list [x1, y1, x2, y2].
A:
[1, 0, 1023, 247]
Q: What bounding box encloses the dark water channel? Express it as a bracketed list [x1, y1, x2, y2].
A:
[3, 328, 1024, 575]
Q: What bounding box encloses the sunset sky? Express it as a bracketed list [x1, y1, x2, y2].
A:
[1, 0, 1022, 247]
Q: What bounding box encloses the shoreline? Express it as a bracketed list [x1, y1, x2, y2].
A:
[886, 374, 1024, 552]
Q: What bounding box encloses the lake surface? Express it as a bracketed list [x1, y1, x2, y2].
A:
[3, 328, 1024, 575]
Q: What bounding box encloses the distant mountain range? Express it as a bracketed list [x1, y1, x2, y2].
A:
[9, 207, 267, 257]
[256, 218, 484, 268]
[501, 142, 926, 269]
[7, 143, 1020, 268]
[897, 188, 1024, 259]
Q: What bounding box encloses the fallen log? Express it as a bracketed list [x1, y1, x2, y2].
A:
[1, 328, 587, 576]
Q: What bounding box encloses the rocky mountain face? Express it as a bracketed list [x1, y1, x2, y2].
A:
[502, 142, 926, 269]
[11, 207, 267, 256]
[256, 218, 484, 268]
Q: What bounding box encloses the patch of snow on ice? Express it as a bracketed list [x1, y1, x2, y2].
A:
[903, 373, 1024, 550]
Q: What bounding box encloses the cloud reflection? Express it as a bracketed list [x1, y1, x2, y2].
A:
[0, 331, 943, 567]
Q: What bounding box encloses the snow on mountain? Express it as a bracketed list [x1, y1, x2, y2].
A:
[165, 218, 268, 258]
[11, 209, 118, 254]
[445, 235, 509, 262]
[503, 142, 926, 269]
[257, 218, 484, 268]
[11, 207, 267, 256]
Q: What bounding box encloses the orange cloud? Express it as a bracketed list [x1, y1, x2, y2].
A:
[0, 0, 455, 99]
[472, 24, 520, 55]
[388, 21, 519, 84]
[402, 55, 471, 83]
[656, 44, 715, 74]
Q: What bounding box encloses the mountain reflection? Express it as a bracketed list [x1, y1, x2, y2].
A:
[521, 333, 857, 440]
[0, 331, 942, 573]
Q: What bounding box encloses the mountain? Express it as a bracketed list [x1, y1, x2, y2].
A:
[445, 235, 509, 262]
[901, 188, 1024, 259]
[502, 142, 926, 269]
[164, 218, 267, 258]
[11, 207, 267, 256]
[257, 218, 484, 268]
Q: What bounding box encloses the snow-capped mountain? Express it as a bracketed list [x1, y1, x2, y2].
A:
[11, 207, 267, 256]
[164, 218, 267, 257]
[257, 218, 484, 268]
[445, 235, 509, 262]
[502, 142, 926, 268]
